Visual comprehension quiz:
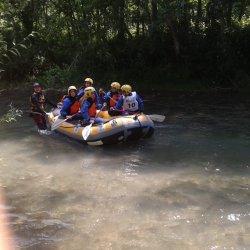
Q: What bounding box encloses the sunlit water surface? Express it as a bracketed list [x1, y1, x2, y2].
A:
[0, 90, 250, 250]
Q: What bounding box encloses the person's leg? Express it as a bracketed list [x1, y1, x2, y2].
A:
[32, 114, 47, 130]
[41, 116, 47, 129]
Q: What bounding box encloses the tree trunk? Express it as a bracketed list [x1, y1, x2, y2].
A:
[195, 0, 202, 31]
[115, 0, 126, 40]
[136, 0, 140, 37]
[238, 0, 246, 21]
[151, 0, 158, 32]
[226, 0, 233, 28]
[21, 0, 34, 34]
[166, 16, 180, 61]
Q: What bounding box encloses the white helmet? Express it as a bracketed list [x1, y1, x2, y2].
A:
[84, 78, 94, 85]
[68, 86, 77, 95]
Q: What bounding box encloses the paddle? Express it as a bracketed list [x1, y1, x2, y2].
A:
[147, 114, 165, 122]
[27, 111, 50, 116]
[82, 123, 92, 141]
[51, 113, 78, 131]
[123, 112, 165, 122]
[82, 104, 106, 140]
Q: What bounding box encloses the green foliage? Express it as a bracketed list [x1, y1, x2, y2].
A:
[0, 0, 249, 89]
[0, 103, 23, 124]
[0, 32, 37, 77]
[37, 65, 72, 88]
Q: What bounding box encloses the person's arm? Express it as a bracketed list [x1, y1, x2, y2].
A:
[103, 93, 107, 103]
[60, 98, 71, 118]
[102, 91, 111, 107]
[94, 91, 102, 109]
[103, 91, 111, 102]
[80, 100, 91, 121]
[113, 96, 123, 110]
[76, 89, 84, 101]
[136, 94, 144, 112]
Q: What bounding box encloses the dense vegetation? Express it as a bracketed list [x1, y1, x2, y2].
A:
[0, 0, 249, 90]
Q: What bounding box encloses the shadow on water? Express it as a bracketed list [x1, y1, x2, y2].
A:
[0, 90, 250, 249]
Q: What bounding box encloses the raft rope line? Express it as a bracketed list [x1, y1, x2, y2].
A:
[52, 98, 142, 128]
[136, 115, 142, 128]
[54, 115, 141, 129]
[58, 125, 78, 128]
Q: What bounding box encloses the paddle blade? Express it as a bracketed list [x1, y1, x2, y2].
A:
[51, 118, 66, 131]
[82, 124, 92, 140]
[148, 114, 166, 122]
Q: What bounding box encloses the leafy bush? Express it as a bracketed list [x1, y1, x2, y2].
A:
[37, 65, 72, 88]
[0, 103, 23, 124]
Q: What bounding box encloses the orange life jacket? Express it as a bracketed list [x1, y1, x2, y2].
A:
[110, 93, 120, 107]
[61, 95, 80, 115]
[89, 102, 97, 117]
[70, 101, 80, 114]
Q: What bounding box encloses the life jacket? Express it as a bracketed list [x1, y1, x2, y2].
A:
[70, 101, 80, 114]
[61, 95, 80, 115]
[109, 92, 120, 107]
[30, 92, 45, 112]
[89, 101, 97, 117]
[122, 91, 139, 111]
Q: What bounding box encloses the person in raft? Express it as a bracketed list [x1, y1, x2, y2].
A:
[102, 82, 121, 110]
[76, 77, 102, 109]
[60, 86, 82, 119]
[110, 84, 144, 115]
[80, 86, 106, 125]
[30, 82, 57, 132]
[98, 87, 105, 105]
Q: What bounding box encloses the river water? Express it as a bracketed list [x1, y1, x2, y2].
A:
[0, 90, 250, 250]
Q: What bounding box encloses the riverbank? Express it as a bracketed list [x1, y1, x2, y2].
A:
[1, 79, 250, 96]
[1, 85, 250, 123]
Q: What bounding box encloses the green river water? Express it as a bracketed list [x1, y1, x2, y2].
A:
[0, 90, 249, 250]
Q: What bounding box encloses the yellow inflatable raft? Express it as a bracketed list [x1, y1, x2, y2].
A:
[48, 109, 154, 146]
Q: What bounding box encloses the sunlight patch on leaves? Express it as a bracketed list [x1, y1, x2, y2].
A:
[0, 103, 23, 124]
